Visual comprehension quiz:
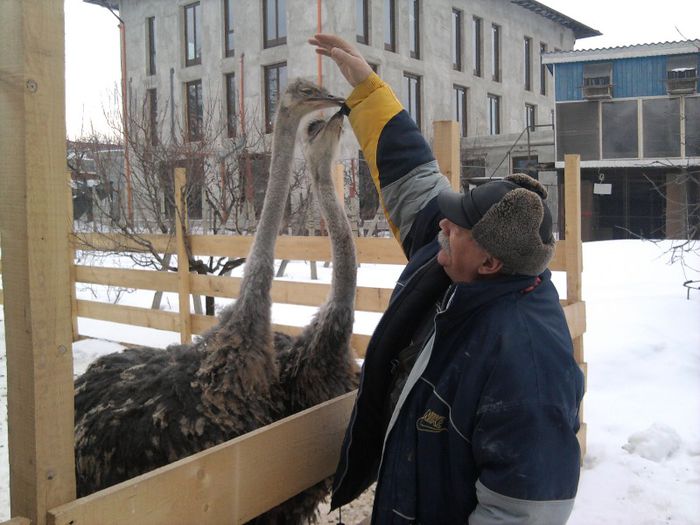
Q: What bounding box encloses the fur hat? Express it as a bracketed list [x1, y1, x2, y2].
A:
[437, 173, 555, 276]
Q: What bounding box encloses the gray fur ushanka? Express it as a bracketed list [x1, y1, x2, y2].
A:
[472, 173, 556, 276]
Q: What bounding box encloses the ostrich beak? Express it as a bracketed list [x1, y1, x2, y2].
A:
[308, 93, 345, 109]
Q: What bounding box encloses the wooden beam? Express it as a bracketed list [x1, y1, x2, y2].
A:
[75, 233, 408, 264]
[562, 301, 586, 340]
[48, 392, 357, 525]
[0, 519, 32, 525]
[564, 155, 583, 303]
[433, 121, 461, 190]
[174, 168, 192, 343]
[0, 1, 76, 522]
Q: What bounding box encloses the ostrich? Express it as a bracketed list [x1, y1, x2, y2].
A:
[257, 112, 361, 524]
[74, 79, 344, 498]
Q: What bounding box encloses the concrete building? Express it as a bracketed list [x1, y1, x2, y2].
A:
[544, 41, 700, 241]
[88, 0, 598, 233]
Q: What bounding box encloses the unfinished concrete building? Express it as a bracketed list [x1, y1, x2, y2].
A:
[88, 0, 599, 234]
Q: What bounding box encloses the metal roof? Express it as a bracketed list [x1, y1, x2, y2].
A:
[543, 40, 700, 64]
[510, 0, 601, 39]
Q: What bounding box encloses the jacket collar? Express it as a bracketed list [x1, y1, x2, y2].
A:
[439, 270, 552, 319]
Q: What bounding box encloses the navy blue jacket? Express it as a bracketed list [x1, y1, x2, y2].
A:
[331, 74, 584, 524]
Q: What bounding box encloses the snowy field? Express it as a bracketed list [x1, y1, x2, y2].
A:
[1, 239, 699, 523]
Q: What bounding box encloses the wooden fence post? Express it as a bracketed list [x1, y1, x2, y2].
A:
[67, 172, 79, 341]
[433, 121, 461, 190]
[0, 1, 77, 522]
[175, 168, 193, 343]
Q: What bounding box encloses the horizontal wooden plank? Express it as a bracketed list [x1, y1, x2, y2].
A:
[72, 233, 177, 254]
[76, 300, 181, 333]
[48, 392, 357, 525]
[75, 233, 408, 265]
[74, 233, 572, 271]
[0, 518, 31, 525]
[562, 301, 586, 341]
[76, 266, 393, 313]
[75, 265, 178, 293]
[76, 300, 374, 357]
[191, 313, 373, 358]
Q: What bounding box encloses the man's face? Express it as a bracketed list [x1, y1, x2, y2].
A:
[437, 218, 491, 283]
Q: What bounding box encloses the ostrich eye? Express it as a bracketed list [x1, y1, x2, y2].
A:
[300, 87, 314, 96]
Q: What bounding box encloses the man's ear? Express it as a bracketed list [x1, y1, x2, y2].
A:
[478, 255, 503, 276]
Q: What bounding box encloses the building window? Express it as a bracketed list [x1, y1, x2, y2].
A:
[524, 36, 532, 91]
[148, 88, 158, 145]
[472, 16, 482, 77]
[491, 24, 501, 82]
[146, 16, 156, 75]
[225, 73, 237, 139]
[525, 103, 536, 131]
[186, 80, 203, 141]
[184, 2, 201, 67]
[224, 0, 235, 57]
[263, 0, 287, 48]
[452, 9, 462, 71]
[540, 42, 547, 95]
[409, 0, 420, 59]
[454, 85, 468, 137]
[488, 94, 500, 135]
[403, 73, 421, 128]
[384, 0, 396, 52]
[356, 0, 369, 44]
[264, 62, 288, 133]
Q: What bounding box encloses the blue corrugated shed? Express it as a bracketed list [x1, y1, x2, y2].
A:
[555, 54, 700, 101]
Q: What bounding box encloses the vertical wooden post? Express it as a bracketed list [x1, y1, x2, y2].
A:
[67, 172, 79, 341]
[564, 154, 583, 303]
[433, 120, 461, 190]
[175, 168, 193, 343]
[0, 1, 76, 522]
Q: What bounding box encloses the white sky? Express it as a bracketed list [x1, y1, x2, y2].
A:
[64, 0, 700, 139]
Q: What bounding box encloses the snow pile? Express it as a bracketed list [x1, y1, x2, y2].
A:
[622, 423, 681, 462]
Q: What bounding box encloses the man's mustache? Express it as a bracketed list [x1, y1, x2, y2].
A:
[438, 231, 450, 255]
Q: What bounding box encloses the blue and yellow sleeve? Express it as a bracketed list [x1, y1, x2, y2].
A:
[346, 73, 451, 255]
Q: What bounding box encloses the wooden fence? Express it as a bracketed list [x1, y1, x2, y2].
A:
[0, 3, 586, 523]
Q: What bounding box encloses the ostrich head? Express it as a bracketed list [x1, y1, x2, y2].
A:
[303, 110, 345, 173]
[278, 79, 345, 120]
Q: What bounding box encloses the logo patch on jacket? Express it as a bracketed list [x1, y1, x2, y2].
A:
[416, 409, 447, 433]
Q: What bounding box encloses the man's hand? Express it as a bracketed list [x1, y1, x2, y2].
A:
[308, 33, 373, 87]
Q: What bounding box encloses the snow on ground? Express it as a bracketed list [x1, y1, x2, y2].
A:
[1, 240, 699, 523]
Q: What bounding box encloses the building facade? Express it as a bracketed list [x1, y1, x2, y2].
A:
[544, 41, 700, 241]
[91, 0, 597, 232]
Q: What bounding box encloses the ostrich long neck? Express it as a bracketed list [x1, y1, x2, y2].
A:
[312, 155, 357, 311]
[236, 107, 300, 313]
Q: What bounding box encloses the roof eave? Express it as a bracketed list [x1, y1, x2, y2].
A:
[510, 0, 601, 40]
[84, 0, 119, 11]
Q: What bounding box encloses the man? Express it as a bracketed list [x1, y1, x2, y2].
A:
[309, 34, 584, 524]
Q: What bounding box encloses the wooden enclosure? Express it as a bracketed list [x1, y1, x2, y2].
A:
[0, 2, 586, 523]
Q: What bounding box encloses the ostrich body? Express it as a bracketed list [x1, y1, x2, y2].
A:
[258, 113, 360, 524]
[74, 80, 344, 498]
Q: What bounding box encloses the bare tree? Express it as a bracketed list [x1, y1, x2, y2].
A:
[71, 87, 313, 315]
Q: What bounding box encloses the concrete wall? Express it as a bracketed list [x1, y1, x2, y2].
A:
[119, 0, 576, 146]
[117, 0, 579, 227]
